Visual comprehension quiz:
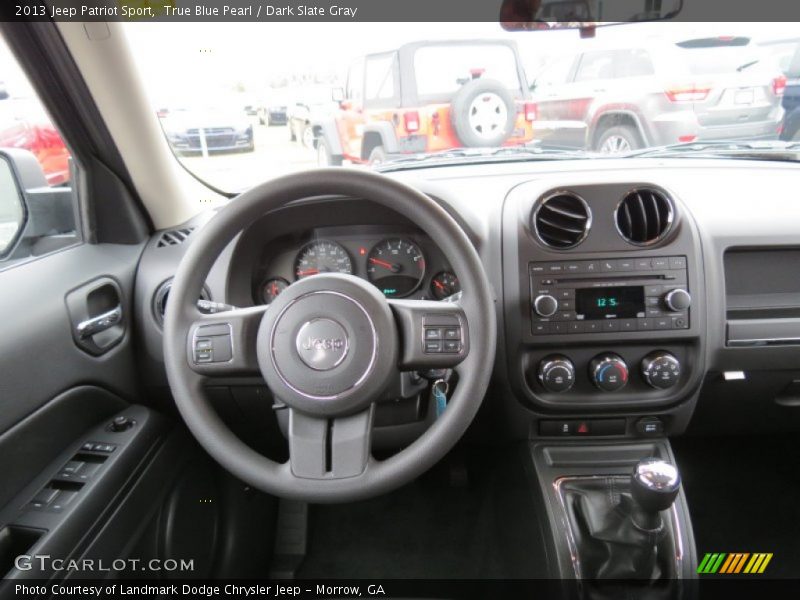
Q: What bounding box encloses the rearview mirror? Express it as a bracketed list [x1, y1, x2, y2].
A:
[332, 87, 345, 103]
[500, 0, 683, 31]
[0, 154, 25, 258]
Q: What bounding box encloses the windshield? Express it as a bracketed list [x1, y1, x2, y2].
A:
[124, 22, 800, 194]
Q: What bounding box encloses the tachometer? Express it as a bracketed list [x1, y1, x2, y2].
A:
[294, 240, 353, 280]
[367, 238, 426, 298]
[431, 271, 460, 300]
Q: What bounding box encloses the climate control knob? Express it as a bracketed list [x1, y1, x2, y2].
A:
[642, 352, 681, 389]
[538, 355, 576, 393]
[590, 354, 629, 392]
[533, 294, 558, 317]
[664, 288, 691, 312]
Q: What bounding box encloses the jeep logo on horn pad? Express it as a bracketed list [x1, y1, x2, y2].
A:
[295, 318, 349, 371]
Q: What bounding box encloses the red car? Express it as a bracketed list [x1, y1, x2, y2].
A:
[0, 96, 70, 186]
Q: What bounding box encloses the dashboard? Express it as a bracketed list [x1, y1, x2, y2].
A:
[133, 157, 800, 444]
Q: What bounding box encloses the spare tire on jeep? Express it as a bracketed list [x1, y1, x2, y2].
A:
[450, 78, 516, 148]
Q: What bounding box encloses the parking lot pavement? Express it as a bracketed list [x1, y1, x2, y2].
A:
[178, 119, 318, 193]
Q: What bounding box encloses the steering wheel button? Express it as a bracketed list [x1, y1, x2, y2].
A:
[444, 327, 461, 340]
[443, 340, 461, 353]
[195, 338, 212, 350]
[194, 349, 213, 363]
[424, 340, 443, 353]
[425, 327, 443, 340]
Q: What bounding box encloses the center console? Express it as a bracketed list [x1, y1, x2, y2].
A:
[503, 181, 706, 434]
[502, 181, 705, 586]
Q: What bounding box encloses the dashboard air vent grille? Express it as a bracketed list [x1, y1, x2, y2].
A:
[615, 189, 674, 245]
[533, 193, 591, 249]
[157, 227, 195, 248]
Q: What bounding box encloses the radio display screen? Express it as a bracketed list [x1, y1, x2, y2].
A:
[576, 286, 645, 320]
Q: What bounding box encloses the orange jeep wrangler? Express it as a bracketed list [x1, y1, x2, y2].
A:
[313, 40, 537, 165]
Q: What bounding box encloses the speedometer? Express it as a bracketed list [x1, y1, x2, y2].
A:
[367, 238, 426, 297]
[294, 240, 353, 280]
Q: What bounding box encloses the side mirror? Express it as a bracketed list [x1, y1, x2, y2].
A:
[0, 152, 26, 258]
[0, 148, 77, 263]
[331, 87, 345, 103]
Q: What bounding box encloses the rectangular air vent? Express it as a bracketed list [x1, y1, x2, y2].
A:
[156, 227, 195, 248]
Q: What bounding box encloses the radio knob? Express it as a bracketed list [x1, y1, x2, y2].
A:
[590, 353, 629, 392]
[664, 288, 691, 312]
[538, 355, 576, 393]
[533, 294, 558, 317]
[642, 352, 681, 389]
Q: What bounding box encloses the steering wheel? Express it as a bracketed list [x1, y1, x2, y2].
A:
[163, 168, 496, 502]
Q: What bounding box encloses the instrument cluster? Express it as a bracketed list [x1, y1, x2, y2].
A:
[254, 231, 460, 305]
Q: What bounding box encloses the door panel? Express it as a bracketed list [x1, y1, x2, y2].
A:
[0, 241, 144, 436]
[0, 386, 126, 510]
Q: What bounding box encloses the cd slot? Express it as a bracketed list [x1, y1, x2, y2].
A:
[553, 274, 678, 284]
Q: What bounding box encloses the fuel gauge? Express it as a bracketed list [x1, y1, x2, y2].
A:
[431, 271, 460, 300]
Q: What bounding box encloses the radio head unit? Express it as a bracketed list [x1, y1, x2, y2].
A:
[530, 256, 690, 335]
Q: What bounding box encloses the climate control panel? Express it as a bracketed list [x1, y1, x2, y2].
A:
[533, 350, 681, 395]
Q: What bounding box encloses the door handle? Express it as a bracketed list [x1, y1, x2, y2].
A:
[76, 305, 122, 339]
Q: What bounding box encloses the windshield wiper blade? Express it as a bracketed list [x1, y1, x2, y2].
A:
[376, 145, 590, 170]
[625, 140, 800, 158]
[487, 145, 590, 158]
[736, 59, 760, 72]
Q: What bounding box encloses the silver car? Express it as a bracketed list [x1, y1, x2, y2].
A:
[530, 36, 786, 153]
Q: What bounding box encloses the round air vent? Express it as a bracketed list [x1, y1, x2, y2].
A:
[153, 279, 210, 327]
[615, 188, 675, 246]
[532, 192, 592, 249]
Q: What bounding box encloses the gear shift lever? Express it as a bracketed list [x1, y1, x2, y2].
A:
[631, 458, 681, 530]
[561, 458, 683, 579]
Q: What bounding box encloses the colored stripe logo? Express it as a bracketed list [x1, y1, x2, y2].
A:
[697, 552, 773, 574]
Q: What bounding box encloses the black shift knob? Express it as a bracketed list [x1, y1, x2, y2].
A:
[631, 458, 681, 515]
